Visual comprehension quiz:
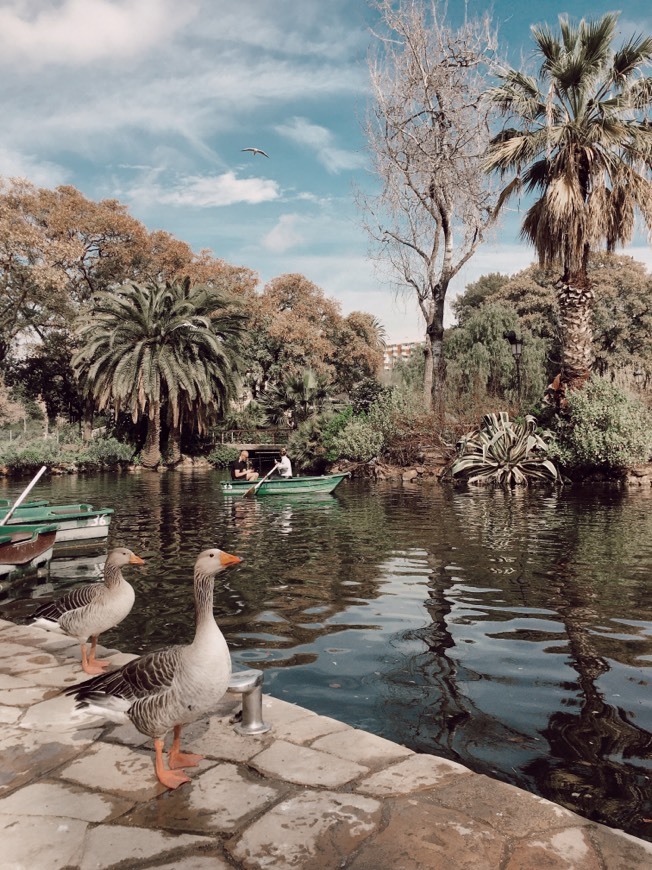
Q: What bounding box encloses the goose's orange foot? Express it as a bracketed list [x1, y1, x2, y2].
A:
[158, 768, 191, 789]
[169, 750, 204, 770]
[89, 658, 111, 668]
[81, 661, 108, 675]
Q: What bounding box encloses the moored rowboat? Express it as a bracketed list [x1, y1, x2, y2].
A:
[220, 472, 349, 496]
[0, 504, 113, 543]
[0, 523, 57, 576]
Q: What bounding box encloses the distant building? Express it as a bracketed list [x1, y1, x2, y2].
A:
[382, 341, 424, 371]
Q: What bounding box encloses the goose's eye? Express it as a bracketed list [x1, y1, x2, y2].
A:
[210, 553, 214, 558]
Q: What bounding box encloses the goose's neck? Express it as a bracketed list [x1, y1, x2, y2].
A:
[193, 572, 217, 637]
[104, 563, 124, 590]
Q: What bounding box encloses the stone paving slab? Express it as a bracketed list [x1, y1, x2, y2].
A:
[124, 761, 285, 834]
[1, 619, 652, 870]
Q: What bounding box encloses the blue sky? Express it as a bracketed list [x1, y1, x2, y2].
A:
[1, 1, 651, 342]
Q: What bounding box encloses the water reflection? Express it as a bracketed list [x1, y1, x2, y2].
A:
[0, 472, 650, 839]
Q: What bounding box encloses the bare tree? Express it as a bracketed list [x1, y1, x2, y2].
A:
[362, 0, 499, 409]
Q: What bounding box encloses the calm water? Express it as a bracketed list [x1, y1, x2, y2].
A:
[2, 471, 651, 839]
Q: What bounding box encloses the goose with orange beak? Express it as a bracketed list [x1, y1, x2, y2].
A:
[66, 547, 242, 789]
[34, 547, 145, 674]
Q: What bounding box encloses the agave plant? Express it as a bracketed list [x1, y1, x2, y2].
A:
[450, 412, 559, 487]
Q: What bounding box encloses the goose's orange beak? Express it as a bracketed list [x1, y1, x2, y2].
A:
[220, 551, 242, 567]
[129, 554, 145, 565]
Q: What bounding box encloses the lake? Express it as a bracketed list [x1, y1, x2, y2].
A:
[1, 470, 651, 840]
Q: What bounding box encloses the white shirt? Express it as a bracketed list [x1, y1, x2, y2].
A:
[277, 455, 292, 478]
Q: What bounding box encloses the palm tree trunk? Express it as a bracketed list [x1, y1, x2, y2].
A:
[167, 423, 182, 466]
[81, 398, 94, 442]
[557, 272, 594, 393]
[142, 403, 162, 468]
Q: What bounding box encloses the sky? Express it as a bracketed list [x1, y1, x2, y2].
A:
[1, 0, 651, 343]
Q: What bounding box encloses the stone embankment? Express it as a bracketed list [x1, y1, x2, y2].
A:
[1, 619, 651, 869]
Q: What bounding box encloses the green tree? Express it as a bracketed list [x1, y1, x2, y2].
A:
[260, 369, 329, 429]
[485, 13, 652, 396]
[73, 279, 246, 467]
[452, 273, 511, 323]
[454, 254, 652, 386]
[445, 304, 548, 410]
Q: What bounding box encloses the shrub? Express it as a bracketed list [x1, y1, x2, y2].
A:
[79, 437, 133, 466]
[322, 407, 353, 461]
[365, 386, 423, 451]
[330, 417, 384, 463]
[207, 445, 240, 468]
[0, 440, 65, 472]
[350, 378, 385, 415]
[548, 376, 652, 472]
[287, 416, 331, 473]
[449, 412, 559, 486]
[0, 435, 134, 474]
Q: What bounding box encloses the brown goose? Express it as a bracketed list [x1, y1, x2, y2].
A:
[66, 547, 241, 789]
[34, 547, 144, 674]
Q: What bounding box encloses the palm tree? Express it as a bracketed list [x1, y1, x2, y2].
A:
[485, 13, 652, 396]
[260, 369, 330, 429]
[73, 278, 246, 467]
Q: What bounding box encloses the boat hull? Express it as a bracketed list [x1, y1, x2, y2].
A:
[0, 524, 57, 576]
[0, 524, 58, 566]
[220, 473, 349, 496]
[1, 507, 113, 543]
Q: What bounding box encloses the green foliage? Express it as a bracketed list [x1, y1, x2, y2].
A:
[0, 440, 66, 472]
[349, 378, 384, 415]
[452, 273, 511, 323]
[330, 416, 384, 463]
[7, 331, 86, 424]
[445, 304, 548, 410]
[218, 402, 266, 433]
[0, 435, 133, 473]
[287, 416, 332, 474]
[367, 386, 420, 442]
[207, 445, 240, 468]
[78, 437, 133, 466]
[322, 407, 353, 460]
[450, 412, 559, 487]
[73, 278, 246, 467]
[548, 376, 652, 472]
[390, 352, 425, 392]
[260, 368, 329, 428]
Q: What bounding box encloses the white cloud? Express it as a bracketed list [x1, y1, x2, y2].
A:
[126, 171, 280, 208]
[276, 117, 366, 174]
[262, 214, 305, 253]
[0, 0, 196, 67]
[0, 147, 68, 187]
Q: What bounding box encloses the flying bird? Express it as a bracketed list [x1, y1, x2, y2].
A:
[241, 147, 269, 158]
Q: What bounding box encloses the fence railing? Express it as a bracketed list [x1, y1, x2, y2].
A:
[217, 429, 292, 445]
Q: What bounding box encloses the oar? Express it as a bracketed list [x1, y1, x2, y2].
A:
[0, 465, 47, 526]
[242, 464, 277, 499]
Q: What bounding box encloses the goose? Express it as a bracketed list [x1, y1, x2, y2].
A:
[34, 547, 144, 675]
[65, 547, 241, 790]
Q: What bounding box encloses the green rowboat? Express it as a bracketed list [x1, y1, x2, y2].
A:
[0, 504, 113, 543]
[220, 473, 349, 496]
[0, 523, 58, 576]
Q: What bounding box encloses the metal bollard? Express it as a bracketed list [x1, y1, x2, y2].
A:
[227, 668, 271, 735]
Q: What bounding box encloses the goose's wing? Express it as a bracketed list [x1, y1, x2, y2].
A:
[65, 645, 182, 704]
[34, 583, 101, 620]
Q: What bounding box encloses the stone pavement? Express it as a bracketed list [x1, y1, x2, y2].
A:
[1, 619, 651, 870]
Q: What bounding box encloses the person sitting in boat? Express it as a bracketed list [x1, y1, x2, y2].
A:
[232, 450, 259, 482]
[273, 448, 293, 478]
